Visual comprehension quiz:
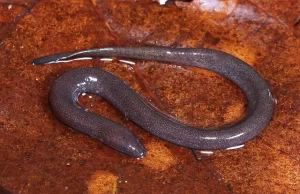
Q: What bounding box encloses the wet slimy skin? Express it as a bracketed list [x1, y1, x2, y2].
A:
[33, 47, 274, 158]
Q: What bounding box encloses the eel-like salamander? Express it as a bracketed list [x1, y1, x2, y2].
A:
[33, 47, 274, 158]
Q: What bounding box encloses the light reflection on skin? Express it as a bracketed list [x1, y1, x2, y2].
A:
[198, 144, 244, 155]
[204, 136, 218, 140]
[76, 76, 97, 88]
[226, 144, 244, 150]
[199, 150, 214, 155]
[86, 76, 98, 82]
[69, 48, 113, 57]
[47, 57, 93, 64]
[100, 58, 113, 61]
[76, 82, 86, 87]
[226, 132, 245, 140]
[119, 59, 136, 65]
[166, 51, 206, 56]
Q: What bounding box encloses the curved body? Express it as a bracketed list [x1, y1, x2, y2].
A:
[33, 47, 274, 158]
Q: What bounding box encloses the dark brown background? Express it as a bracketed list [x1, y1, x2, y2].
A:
[0, 0, 299, 193]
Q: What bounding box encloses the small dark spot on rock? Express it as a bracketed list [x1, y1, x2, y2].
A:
[24, 152, 32, 158]
[203, 32, 220, 46]
[80, 159, 87, 166]
[23, 120, 29, 126]
[117, 187, 125, 193]
[0, 185, 12, 194]
[227, 183, 233, 192]
[194, 178, 200, 182]
[56, 15, 63, 21]
[49, 142, 56, 148]
[71, 130, 78, 135]
[97, 144, 103, 150]
[149, 66, 156, 74]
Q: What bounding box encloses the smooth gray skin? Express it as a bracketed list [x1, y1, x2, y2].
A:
[33, 47, 274, 158]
